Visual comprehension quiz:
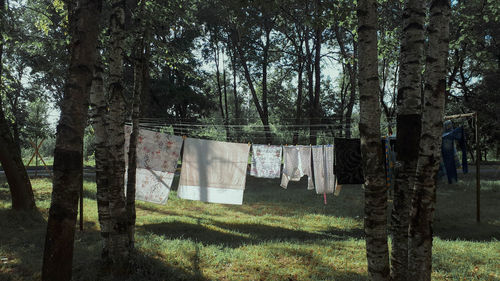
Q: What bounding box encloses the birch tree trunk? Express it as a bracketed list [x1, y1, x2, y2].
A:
[0, 0, 36, 211]
[357, 0, 390, 280]
[89, 57, 112, 262]
[107, 0, 129, 272]
[390, 0, 425, 279]
[408, 1, 450, 280]
[42, 0, 101, 279]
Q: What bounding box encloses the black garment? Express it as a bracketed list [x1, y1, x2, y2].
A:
[334, 138, 365, 184]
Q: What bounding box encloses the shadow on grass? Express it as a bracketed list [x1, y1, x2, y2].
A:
[0, 207, 209, 281]
[268, 246, 368, 281]
[139, 219, 363, 249]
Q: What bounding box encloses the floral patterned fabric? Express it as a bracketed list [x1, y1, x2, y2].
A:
[124, 126, 183, 205]
[250, 145, 282, 178]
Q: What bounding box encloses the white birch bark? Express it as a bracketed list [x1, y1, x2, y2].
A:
[357, 0, 390, 280]
[408, 1, 451, 280]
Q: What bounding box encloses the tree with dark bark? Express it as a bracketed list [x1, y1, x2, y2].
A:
[0, 0, 36, 212]
[126, 0, 148, 252]
[357, 0, 390, 280]
[41, 0, 102, 279]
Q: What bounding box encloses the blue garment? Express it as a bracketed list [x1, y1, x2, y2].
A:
[441, 127, 468, 183]
[383, 136, 396, 188]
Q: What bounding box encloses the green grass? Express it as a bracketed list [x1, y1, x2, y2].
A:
[19, 156, 96, 168]
[0, 169, 499, 281]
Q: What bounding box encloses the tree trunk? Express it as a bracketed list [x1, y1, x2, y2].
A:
[0, 100, 36, 210]
[0, 0, 35, 211]
[408, 1, 450, 280]
[126, 0, 146, 250]
[293, 57, 304, 145]
[310, 0, 322, 145]
[357, 0, 390, 280]
[107, 0, 129, 272]
[223, 49, 229, 124]
[333, 24, 357, 139]
[390, 0, 425, 280]
[89, 56, 113, 262]
[42, 0, 102, 279]
[305, 32, 315, 143]
[345, 40, 357, 139]
[261, 28, 272, 144]
[214, 40, 225, 122]
[229, 44, 240, 124]
[233, 33, 271, 143]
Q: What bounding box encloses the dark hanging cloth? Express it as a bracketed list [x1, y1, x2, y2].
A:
[383, 137, 396, 188]
[334, 138, 364, 184]
[441, 126, 468, 184]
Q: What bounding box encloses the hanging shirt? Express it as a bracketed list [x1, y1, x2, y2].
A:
[177, 138, 250, 205]
[250, 144, 282, 178]
[124, 126, 183, 205]
[334, 138, 365, 184]
[442, 127, 468, 184]
[312, 145, 336, 194]
[280, 146, 314, 190]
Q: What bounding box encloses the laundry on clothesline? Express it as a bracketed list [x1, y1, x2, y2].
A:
[334, 138, 364, 185]
[121, 126, 369, 205]
[124, 126, 183, 205]
[280, 145, 314, 190]
[312, 145, 336, 194]
[177, 138, 250, 205]
[250, 144, 282, 179]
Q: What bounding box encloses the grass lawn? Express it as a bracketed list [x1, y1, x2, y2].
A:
[0, 168, 499, 280]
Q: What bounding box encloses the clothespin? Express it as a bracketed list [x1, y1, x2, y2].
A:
[323, 193, 327, 205]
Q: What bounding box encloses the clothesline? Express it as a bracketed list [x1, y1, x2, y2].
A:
[125, 127, 355, 207]
[139, 123, 356, 128]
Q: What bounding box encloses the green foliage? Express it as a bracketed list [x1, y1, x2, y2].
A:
[24, 98, 52, 141]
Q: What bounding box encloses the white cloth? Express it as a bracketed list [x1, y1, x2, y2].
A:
[250, 145, 282, 178]
[177, 138, 250, 205]
[124, 126, 183, 205]
[280, 146, 314, 189]
[312, 145, 336, 194]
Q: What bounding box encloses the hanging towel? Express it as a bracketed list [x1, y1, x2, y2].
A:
[312, 145, 336, 194]
[124, 126, 183, 205]
[250, 144, 282, 178]
[442, 126, 468, 184]
[280, 146, 314, 189]
[334, 138, 365, 184]
[177, 138, 250, 205]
